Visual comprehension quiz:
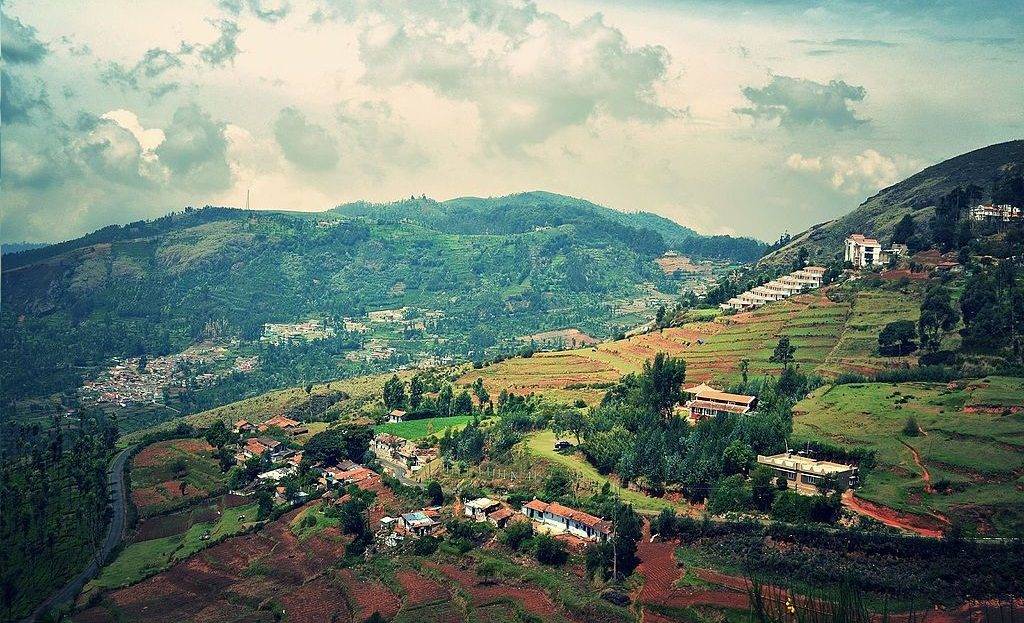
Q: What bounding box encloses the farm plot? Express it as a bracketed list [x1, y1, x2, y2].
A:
[130, 438, 228, 517]
[374, 415, 475, 440]
[792, 378, 1024, 535]
[90, 496, 259, 590]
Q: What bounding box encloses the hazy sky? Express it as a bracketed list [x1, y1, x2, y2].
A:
[2, 0, 1022, 243]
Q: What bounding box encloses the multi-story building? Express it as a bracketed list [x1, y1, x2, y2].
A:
[969, 204, 1022, 222]
[844, 234, 882, 268]
[757, 452, 858, 495]
[683, 384, 758, 420]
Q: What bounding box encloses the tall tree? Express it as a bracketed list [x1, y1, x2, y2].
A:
[382, 375, 406, 411]
[919, 286, 960, 352]
[641, 353, 687, 419]
[768, 336, 796, 368]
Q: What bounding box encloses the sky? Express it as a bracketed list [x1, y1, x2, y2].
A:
[2, 0, 1022, 244]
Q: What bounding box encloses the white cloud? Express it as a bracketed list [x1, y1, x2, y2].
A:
[786, 149, 924, 195]
[102, 109, 165, 157]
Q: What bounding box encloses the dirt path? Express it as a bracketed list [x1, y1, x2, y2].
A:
[841, 490, 945, 538]
[898, 438, 933, 493]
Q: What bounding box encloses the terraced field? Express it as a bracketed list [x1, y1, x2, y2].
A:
[792, 377, 1024, 535]
[464, 287, 922, 404]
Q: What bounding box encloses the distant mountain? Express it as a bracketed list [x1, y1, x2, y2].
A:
[334, 192, 766, 262]
[1, 192, 757, 405]
[761, 140, 1024, 267]
[1, 242, 50, 256]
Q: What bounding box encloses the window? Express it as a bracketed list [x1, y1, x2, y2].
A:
[801, 474, 821, 485]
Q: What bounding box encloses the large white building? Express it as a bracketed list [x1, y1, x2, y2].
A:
[969, 204, 1022, 222]
[521, 499, 613, 542]
[844, 234, 882, 268]
[720, 266, 826, 312]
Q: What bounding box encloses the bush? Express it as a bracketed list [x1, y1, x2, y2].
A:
[770, 491, 841, 524]
[412, 536, 440, 556]
[903, 416, 921, 437]
[707, 474, 752, 515]
[534, 533, 568, 565]
[651, 508, 678, 538]
[499, 521, 534, 552]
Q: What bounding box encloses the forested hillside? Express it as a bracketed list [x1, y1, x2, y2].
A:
[762, 140, 1024, 267]
[0, 192, 758, 410]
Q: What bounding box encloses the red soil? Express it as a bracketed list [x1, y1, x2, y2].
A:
[396, 569, 449, 606]
[842, 491, 945, 538]
[337, 569, 402, 620]
[425, 561, 572, 621]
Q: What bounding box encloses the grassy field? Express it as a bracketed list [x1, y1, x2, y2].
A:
[130, 438, 229, 518]
[90, 499, 259, 590]
[462, 286, 923, 405]
[792, 377, 1024, 535]
[375, 415, 476, 440]
[523, 430, 684, 514]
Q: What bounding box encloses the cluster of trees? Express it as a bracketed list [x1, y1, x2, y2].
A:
[438, 390, 553, 464]
[382, 374, 478, 419]
[564, 350, 812, 502]
[0, 411, 118, 619]
[959, 261, 1024, 360]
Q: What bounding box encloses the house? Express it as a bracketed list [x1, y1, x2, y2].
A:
[463, 497, 501, 521]
[487, 507, 516, 528]
[233, 419, 254, 434]
[683, 386, 757, 420]
[845, 234, 883, 268]
[757, 452, 858, 495]
[400, 511, 440, 536]
[324, 465, 376, 486]
[387, 409, 407, 424]
[520, 499, 613, 542]
[257, 465, 297, 483]
[970, 203, 1022, 222]
[241, 437, 277, 460]
[258, 415, 307, 436]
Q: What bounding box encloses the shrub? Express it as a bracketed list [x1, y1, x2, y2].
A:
[534, 534, 568, 565]
[412, 536, 440, 556]
[903, 416, 921, 437]
[499, 520, 534, 552]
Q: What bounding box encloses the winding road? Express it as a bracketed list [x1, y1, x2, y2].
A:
[21, 445, 135, 623]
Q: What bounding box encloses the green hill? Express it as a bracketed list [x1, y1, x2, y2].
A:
[0, 192, 758, 408]
[762, 140, 1024, 267]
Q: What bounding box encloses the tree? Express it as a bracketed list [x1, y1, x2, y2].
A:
[878, 320, 917, 356]
[892, 214, 916, 244]
[534, 533, 568, 565]
[903, 416, 921, 437]
[383, 375, 406, 411]
[302, 425, 373, 467]
[722, 439, 754, 476]
[437, 384, 453, 417]
[409, 375, 425, 409]
[552, 410, 590, 444]
[641, 353, 687, 419]
[792, 247, 809, 272]
[768, 337, 796, 368]
[542, 470, 573, 499]
[499, 521, 534, 551]
[750, 465, 776, 511]
[426, 481, 443, 505]
[739, 358, 750, 385]
[919, 286, 960, 352]
[651, 508, 678, 538]
[256, 489, 274, 519]
[707, 474, 751, 515]
[453, 390, 474, 415]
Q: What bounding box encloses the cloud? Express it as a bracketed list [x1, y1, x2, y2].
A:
[735, 75, 867, 129]
[155, 104, 233, 190]
[200, 19, 241, 66]
[1, 10, 49, 64]
[273, 107, 340, 171]
[350, 0, 676, 151]
[335, 99, 427, 175]
[1, 70, 51, 124]
[791, 38, 897, 49]
[786, 149, 923, 195]
[99, 47, 186, 97]
[75, 116, 158, 187]
[247, 0, 291, 22]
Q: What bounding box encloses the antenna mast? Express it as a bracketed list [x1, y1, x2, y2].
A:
[245, 188, 250, 210]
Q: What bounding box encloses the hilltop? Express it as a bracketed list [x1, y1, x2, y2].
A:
[0, 192, 759, 411]
[762, 140, 1024, 267]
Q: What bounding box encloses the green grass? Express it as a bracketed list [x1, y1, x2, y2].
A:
[524, 430, 684, 514]
[792, 377, 1024, 535]
[91, 502, 259, 590]
[374, 415, 475, 440]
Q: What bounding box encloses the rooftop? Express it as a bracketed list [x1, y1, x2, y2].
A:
[757, 453, 856, 475]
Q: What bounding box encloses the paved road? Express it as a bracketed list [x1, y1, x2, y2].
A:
[21, 445, 135, 623]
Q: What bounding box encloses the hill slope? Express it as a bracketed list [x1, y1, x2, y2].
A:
[0, 192, 753, 405]
[762, 140, 1024, 267]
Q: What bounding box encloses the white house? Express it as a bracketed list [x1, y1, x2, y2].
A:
[463, 497, 501, 521]
[970, 204, 1022, 222]
[520, 499, 612, 542]
[844, 234, 882, 268]
[387, 409, 407, 423]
